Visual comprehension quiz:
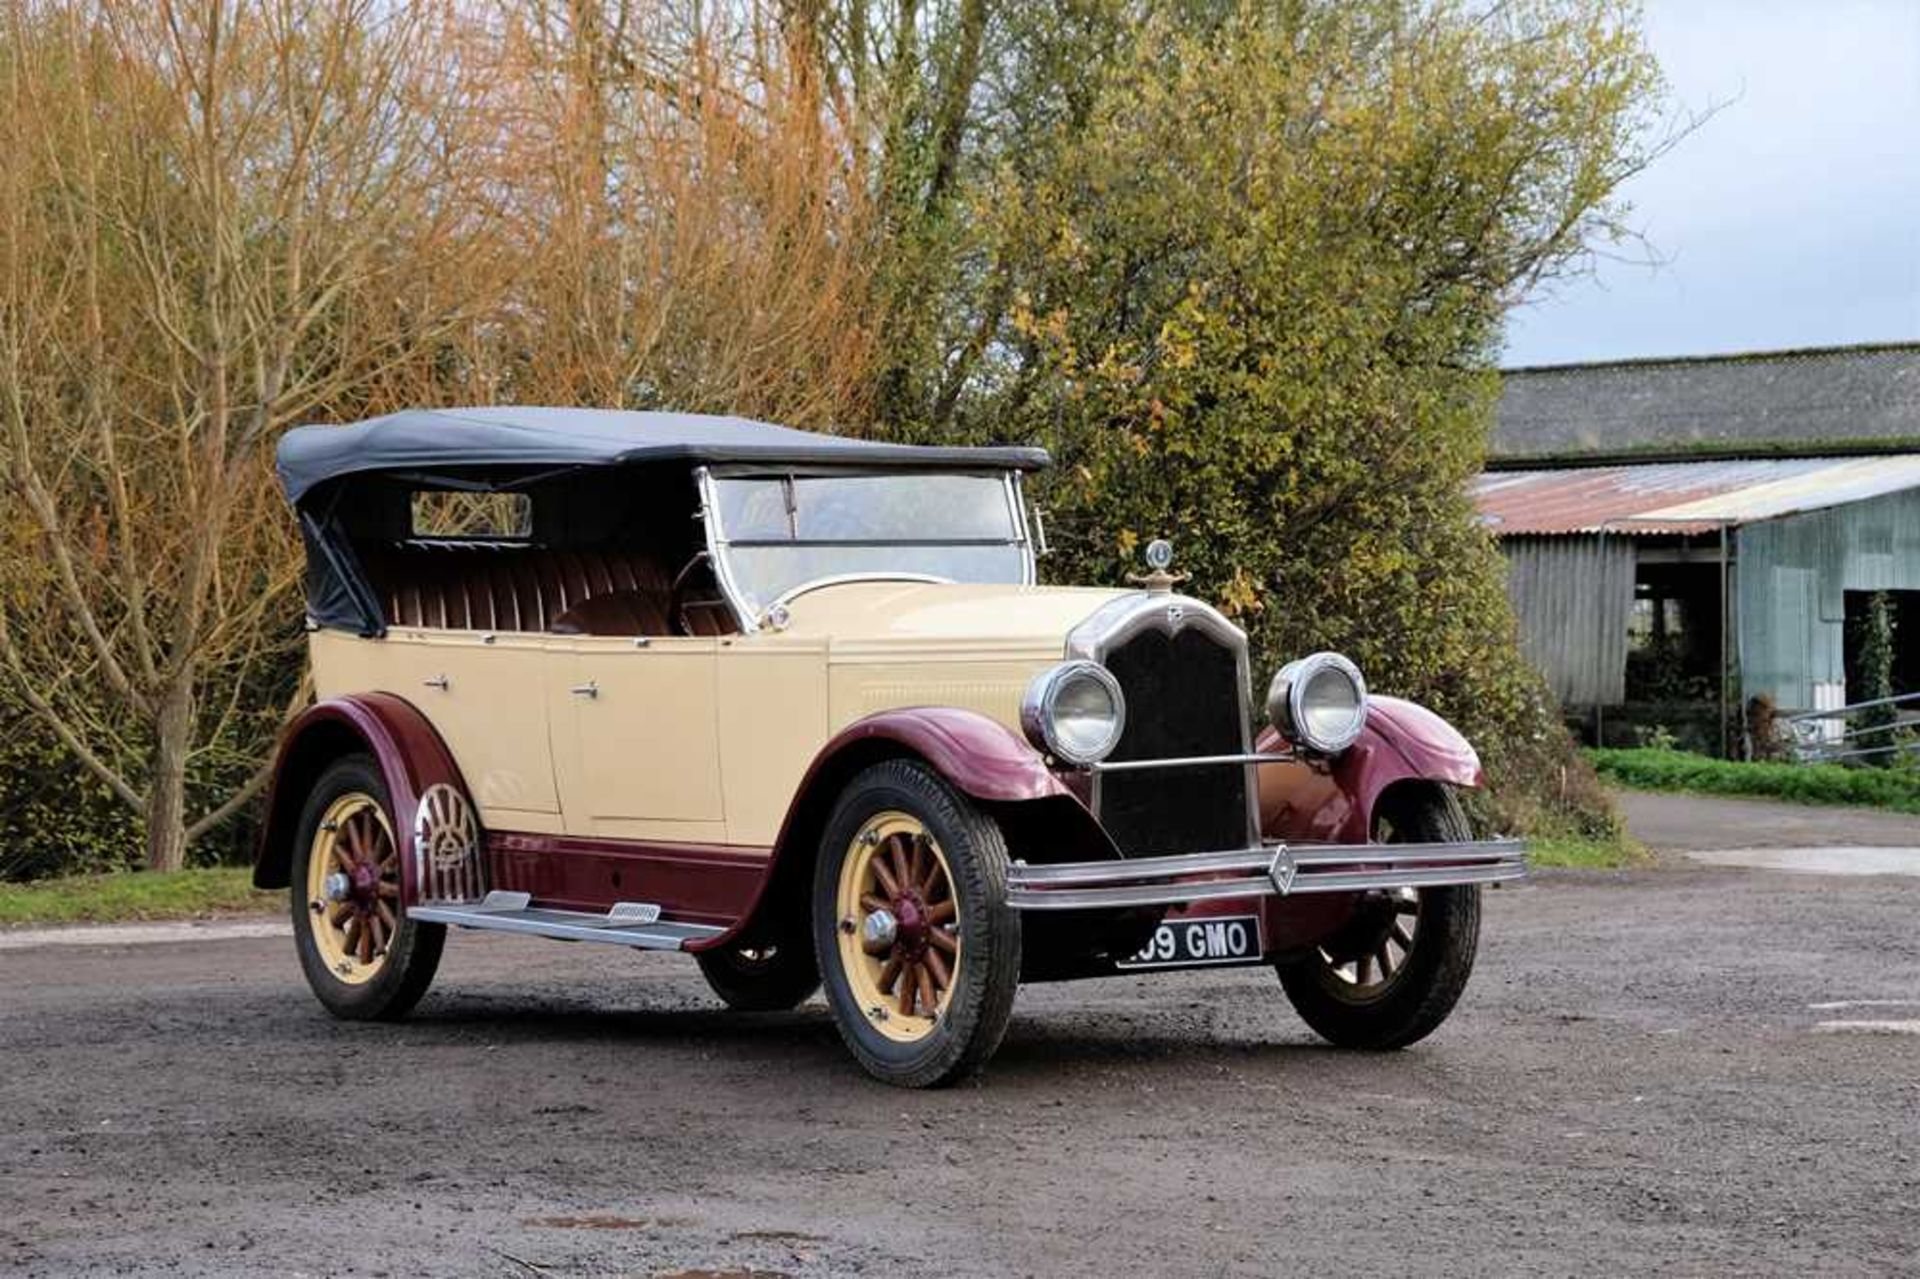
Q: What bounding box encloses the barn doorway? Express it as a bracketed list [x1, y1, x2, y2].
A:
[1844, 589, 1920, 700]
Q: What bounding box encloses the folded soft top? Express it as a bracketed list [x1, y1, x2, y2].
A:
[275, 406, 1050, 503]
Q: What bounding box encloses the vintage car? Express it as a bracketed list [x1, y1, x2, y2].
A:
[255, 407, 1525, 1086]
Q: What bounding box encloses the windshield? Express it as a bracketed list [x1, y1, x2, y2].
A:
[708, 471, 1032, 618]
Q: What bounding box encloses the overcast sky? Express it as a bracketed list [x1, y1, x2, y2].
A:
[1500, 0, 1920, 368]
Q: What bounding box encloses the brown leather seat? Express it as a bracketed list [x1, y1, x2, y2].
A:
[548, 589, 673, 637]
[358, 543, 735, 636]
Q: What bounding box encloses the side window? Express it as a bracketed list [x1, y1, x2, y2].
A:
[409, 491, 532, 540]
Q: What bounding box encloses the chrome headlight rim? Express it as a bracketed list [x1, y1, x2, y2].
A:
[1021, 660, 1127, 767]
[1268, 650, 1369, 755]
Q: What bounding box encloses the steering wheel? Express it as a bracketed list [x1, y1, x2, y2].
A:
[669, 551, 728, 636]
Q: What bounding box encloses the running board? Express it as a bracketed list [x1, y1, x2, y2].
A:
[409, 891, 725, 951]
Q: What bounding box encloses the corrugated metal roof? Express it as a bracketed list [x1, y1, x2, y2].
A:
[1473, 455, 1920, 536]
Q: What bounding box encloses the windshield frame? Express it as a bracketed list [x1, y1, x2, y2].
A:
[697, 465, 1038, 631]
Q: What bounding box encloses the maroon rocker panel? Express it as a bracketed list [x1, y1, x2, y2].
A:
[253, 693, 469, 901]
[485, 833, 765, 926]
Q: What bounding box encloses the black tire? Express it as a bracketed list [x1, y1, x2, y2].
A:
[290, 755, 445, 1021]
[811, 760, 1021, 1088]
[696, 938, 821, 1011]
[1278, 786, 1482, 1050]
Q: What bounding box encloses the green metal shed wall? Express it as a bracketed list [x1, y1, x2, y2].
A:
[1736, 488, 1920, 711]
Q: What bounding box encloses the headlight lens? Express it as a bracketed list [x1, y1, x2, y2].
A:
[1267, 651, 1368, 754]
[1021, 661, 1126, 765]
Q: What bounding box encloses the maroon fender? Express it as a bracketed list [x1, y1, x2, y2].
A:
[1244, 695, 1483, 955]
[809, 706, 1077, 804]
[688, 706, 1099, 951]
[252, 693, 468, 902]
[1255, 694, 1483, 846]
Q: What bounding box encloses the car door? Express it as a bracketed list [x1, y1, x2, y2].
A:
[311, 628, 564, 826]
[552, 635, 728, 841]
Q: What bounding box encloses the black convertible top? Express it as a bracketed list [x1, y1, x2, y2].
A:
[276, 406, 1049, 503]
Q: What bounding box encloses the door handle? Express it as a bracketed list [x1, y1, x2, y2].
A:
[569, 681, 599, 699]
[423, 674, 450, 691]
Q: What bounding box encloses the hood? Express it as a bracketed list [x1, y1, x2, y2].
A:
[773, 580, 1131, 651]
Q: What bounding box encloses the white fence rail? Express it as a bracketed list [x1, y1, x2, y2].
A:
[1784, 691, 1920, 764]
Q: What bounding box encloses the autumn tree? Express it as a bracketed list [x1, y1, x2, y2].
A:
[475, 0, 883, 426]
[0, 0, 499, 870]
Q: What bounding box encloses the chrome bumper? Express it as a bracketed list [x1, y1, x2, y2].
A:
[1005, 839, 1527, 911]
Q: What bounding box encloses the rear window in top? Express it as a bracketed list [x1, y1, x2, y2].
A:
[409, 491, 532, 539]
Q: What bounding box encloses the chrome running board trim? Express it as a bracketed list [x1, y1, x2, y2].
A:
[1006, 839, 1526, 910]
[408, 895, 722, 950]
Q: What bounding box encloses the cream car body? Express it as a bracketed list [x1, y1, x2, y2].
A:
[308, 581, 1125, 847]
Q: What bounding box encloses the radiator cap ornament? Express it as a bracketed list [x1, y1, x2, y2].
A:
[1128, 537, 1189, 595]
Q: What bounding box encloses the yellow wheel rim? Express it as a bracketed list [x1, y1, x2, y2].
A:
[304, 793, 401, 986]
[834, 811, 961, 1044]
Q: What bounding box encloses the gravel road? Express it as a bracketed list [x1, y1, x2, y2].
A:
[5, 852, 1919, 1278]
[1613, 788, 1920, 851]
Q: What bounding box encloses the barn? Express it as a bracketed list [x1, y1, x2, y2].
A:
[1479, 344, 1920, 755]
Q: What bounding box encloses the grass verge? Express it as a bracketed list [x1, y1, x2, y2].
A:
[1588, 747, 1920, 815]
[0, 866, 276, 927]
[1525, 833, 1649, 870]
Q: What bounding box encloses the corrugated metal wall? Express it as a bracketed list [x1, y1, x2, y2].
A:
[1736, 488, 1920, 711]
[1502, 536, 1637, 705]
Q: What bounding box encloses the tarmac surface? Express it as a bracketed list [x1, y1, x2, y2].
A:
[3, 793, 1917, 1276]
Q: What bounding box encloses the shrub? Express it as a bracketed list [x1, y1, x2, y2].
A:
[0, 714, 143, 881]
[1589, 747, 1920, 814]
[884, 4, 1662, 840]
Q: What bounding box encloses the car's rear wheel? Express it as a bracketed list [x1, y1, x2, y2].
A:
[1277, 786, 1482, 1050]
[696, 937, 820, 1011]
[291, 755, 444, 1021]
[812, 760, 1020, 1088]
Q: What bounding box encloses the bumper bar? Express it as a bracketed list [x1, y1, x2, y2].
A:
[1005, 839, 1527, 911]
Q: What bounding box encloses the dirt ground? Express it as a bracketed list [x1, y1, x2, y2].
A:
[4, 834, 1919, 1278]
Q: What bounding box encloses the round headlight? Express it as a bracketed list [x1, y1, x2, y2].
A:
[1267, 651, 1368, 755]
[1021, 661, 1126, 766]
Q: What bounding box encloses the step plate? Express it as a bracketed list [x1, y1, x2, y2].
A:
[408, 901, 724, 951]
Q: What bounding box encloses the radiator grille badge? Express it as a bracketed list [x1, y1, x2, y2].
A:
[1267, 847, 1298, 896]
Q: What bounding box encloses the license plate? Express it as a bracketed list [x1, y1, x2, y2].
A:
[1116, 913, 1263, 970]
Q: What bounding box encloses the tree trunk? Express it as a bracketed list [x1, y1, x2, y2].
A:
[144, 683, 195, 872]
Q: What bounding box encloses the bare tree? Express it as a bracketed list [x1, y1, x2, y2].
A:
[0, 0, 498, 869]
[481, 0, 882, 426]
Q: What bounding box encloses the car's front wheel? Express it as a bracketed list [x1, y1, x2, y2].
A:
[811, 760, 1021, 1087]
[291, 755, 444, 1021]
[1277, 786, 1482, 1050]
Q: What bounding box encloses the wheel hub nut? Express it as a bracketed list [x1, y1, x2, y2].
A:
[322, 871, 352, 903]
[861, 908, 898, 954]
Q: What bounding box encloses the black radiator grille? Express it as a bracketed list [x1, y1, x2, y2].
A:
[1097, 626, 1250, 857]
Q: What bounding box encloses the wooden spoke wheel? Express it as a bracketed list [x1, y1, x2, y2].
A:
[290, 754, 444, 1021]
[812, 760, 1020, 1087]
[1277, 787, 1481, 1051]
[304, 793, 402, 985]
[834, 811, 962, 1043]
[1316, 888, 1421, 1001]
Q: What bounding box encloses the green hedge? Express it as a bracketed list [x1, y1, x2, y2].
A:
[1589, 748, 1920, 814]
[0, 717, 144, 881]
